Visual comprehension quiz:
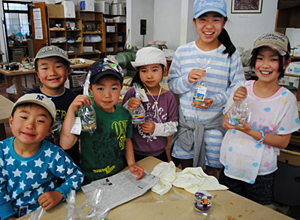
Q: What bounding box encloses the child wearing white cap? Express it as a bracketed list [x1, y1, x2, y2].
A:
[219, 31, 300, 205]
[0, 93, 84, 219]
[122, 47, 178, 162]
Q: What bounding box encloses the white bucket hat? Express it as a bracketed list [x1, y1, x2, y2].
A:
[131, 47, 166, 69]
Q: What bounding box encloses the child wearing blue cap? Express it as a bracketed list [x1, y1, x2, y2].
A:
[168, 0, 245, 178]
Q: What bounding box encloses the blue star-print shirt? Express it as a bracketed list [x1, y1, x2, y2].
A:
[0, 137, 84, 219]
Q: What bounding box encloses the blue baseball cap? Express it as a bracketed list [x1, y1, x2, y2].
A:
[194, 0, 227, 19]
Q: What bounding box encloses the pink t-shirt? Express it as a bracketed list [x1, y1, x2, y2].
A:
[220, 80, 300, 183]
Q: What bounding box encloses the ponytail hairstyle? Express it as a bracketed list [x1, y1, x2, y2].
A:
[217, 17, 236, 58]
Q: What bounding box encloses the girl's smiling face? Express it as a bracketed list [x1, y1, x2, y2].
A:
[194, 12, 226, 49]
[254, 47, 287, 84]
[139, 64, 163, 90]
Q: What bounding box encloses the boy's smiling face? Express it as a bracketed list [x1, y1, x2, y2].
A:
[36, 56, 70, 95]
[9, 104, 53, 147]
[89, 76, 122, 113]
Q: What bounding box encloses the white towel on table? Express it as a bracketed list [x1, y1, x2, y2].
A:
[151, 162, 227, 195]
[151, 161, 176, 195]
[173, 167, 228, 194]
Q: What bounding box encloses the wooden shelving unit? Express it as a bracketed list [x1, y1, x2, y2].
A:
[76, 11, 106, 60]
[104, 15, 126, 55]
[48, 17, 83, 54]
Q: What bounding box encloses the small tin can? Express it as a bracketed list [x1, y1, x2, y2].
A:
[194, 191, 212, 216]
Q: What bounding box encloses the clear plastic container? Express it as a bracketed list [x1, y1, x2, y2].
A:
[229, 100, 248, 126]
[193, 76, 208, 107]
[131, 89, 145, 125]
[194, 191, 212, 216]
[78, 105, 96, 133]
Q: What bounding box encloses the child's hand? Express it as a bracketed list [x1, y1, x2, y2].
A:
[191, 98, 213, 109]
[129, 164, 144, 180]
[223, 117, 251, 133]
[188, 69, 206, 83]
[141, 121, 155, 133]
[69, 95, 91, 113]
[233, 87, 247, 101]
[38, 191, 64, 210]
[128, 97, 142, 111]
[7, 217, 17, 220]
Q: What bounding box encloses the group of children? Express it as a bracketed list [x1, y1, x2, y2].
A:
[1, 0, 300, 219]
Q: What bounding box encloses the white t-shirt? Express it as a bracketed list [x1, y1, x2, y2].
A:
[220, 80, 300, 184]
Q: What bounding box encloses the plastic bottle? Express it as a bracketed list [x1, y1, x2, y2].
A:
[229, 99, 248, 126]
[78, 104, 96, 133]
[79, 70, 97, 135]
[131, 89, 146, 125]
[192, 58, 211, 107]
[193, 76, 208, 107]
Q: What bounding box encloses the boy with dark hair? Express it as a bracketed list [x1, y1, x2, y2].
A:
[60, 58, 144, 185]
[27, 45, 80, 165]
[0, 93, 84, 220]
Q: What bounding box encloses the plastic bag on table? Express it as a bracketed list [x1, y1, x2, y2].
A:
[76, 188, 110, 220]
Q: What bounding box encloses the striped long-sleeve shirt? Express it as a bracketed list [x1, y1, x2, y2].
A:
[168, 42, 245, 122]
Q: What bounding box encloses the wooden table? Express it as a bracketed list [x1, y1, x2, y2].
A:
[0, 58, 95, 100]
[18, 157, 291, 220]
[0, 95, 14, 140]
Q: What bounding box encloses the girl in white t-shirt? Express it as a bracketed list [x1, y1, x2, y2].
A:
[219, 31, 300, 205]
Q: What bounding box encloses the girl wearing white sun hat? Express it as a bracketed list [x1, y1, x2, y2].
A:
[122, 47, 178, 162]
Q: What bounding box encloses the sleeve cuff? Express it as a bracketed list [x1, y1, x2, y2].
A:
[0, 202, 17, 220]
[55, 187, 69, 202]
[151, 123, 161, 137]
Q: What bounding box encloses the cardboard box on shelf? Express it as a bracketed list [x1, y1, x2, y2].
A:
[61, 1, 75, 18]
[46, 4, 64, 18]
[113, 16, 126, 23]
[79, 0, 94, 11]
[106, 26, 116, 33]
[83, 46, 93, 52]
[106, 47, 114, 52]
[70, 73, 87, 88]
[95, 1, 109, 14]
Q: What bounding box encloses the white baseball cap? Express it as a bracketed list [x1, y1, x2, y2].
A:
[12, 93, 56, 123]
[131, 47, 166, 69]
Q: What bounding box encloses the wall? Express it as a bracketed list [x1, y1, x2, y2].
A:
[128, 0, 278, 52]
[127, 0, 154, 48]
[0, 0, 279, 62]
[225, 0, 278, 51]
[152, 0, 181, 50]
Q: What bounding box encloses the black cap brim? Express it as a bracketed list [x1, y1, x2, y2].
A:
[90, 69, 123, 85]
